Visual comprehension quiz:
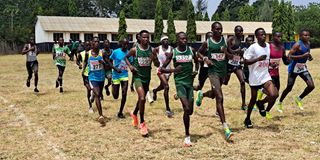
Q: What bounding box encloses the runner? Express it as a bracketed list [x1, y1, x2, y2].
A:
[83, 37, 108, 126]
[150, 35, 173, 117]
[160, 32, 198, 147]
[243, 36, 254, 84]
[52, 37, 71, 93]
[243, 28, 279, 128]
[22, 37, 40, 92]
[101, 39, 113, 99]
[277, 30, 314, 111]
[197, 22, 233, 141]
[224, 25, 247, 110]
[125, 30, 159, 136]
[193, 32, 213, 91]
[78, 41, 94, 113]
[108, 38, 129, 118]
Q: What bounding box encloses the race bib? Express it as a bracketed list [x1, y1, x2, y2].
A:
[138, 57, 151, 66]
[175, 55, 192, 63]
[228, 55, 241, 66]
[28, 51, 36, 57]
[118, 60, 128, 70]
[258, 60, 269, 68]
[269, 58, 281, 69]
[211, 53, 225, 61]
[56, 51, 65, 58]
[90, 60, 103, 71]
[293, 63, 307, 73]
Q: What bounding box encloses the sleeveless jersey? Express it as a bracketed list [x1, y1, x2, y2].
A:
[100, 48, 113, 70]
[26, 44, 37, 62]
[88, 51, 105, 81]
[133, 45, 152, 83]
[227, 36, 243, 66]
[288, 40, 310, 74]
[207, 37, 227, 77]
[158, 45, 171, 69]
[54, 46, 70, 66]
[80, 50, 90, 76]
[269, 43, 284, 77]
[173, 46, 193, 86]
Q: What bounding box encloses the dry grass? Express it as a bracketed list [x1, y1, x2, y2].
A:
[1, 49, 320, 160]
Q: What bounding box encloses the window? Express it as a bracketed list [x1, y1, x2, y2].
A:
[98, 34, 107, 42]
[84, 33, 93, 41]
[53, 33, 63, 42]
[111, 34, 118, 41]
[70, 33, 79, 41]
[196, 35, 202, 42]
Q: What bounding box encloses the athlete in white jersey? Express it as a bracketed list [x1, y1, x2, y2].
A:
[149, 36, 173, 117]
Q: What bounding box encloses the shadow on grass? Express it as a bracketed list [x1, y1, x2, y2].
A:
[191, 132, 213, 142]
[293, 111, 316, 117]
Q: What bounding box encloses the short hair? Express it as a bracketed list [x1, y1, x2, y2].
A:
[272, 32, 282, 36]
[176, 32, 186, 39]
[104, 39, 110, 43]
[299, 29, 309, 36]
[234, 25, 243, 32]
[254, 28, 265, 36]
[139, 30, 149, 36]
[211, 21, 222, 29]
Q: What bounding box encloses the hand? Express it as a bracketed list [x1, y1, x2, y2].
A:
[129, 65, 137, 72]
[174, 65, 182, 73]
[258, 55, 267, 61]
[204, 58, 213, 66]
[98, 59, 104, 64]
[303, 52, 311, 59]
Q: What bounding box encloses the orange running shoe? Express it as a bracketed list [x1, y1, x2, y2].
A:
[130, 112, 138, 127]
[139, 122, 148, 137]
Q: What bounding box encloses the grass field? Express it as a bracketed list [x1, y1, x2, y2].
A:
[1, 49, 320, 160]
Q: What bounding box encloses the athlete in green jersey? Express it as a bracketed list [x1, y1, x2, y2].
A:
[101, 39, 113, 99]
[125, 30, 159, 137]
[197, 22, 233, 141]
[160, 32, 199, 147]
[52, 37, 71, 93]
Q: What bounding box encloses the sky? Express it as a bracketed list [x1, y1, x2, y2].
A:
[192, 0, 320, 18]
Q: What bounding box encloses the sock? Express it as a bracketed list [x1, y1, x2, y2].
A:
[223, 122, 228, 129]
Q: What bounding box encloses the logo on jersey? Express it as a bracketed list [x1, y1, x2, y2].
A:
[175, 55, 192, 63]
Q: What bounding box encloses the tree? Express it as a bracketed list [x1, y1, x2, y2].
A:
[272, 0, 283, 33]
[211, 13, 220, 21]
[118, 9, 127, 41]
[239, 4, 255, 21]
[286, 2, 295, 41]
[222, 8, 230, 21]
[174, 0, 189, 20]
[203, 11, 210, 21]
[154, 0, 164, 43]
[68, 0, 77, 16]
[186, 0, 197, 42]
[258, 0, 274, 21]
[167, 8, 176, 45]
[214, 0, 249, 20]
[132, 0, 140, 18]
[139, 0, 156, 19]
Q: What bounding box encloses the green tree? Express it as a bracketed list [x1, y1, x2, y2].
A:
[132, 0, 140, 18]
[211, 13, 220, 21]
[68, 0, 77, 16]
[140, 0, 156, 19]
[222, 8, 230, 21]
[186, 0, 197, 42]
[286, 2, 295, 41]
[174, 0, 189, 20]
[272, 0, 284, 33]
[154, 0, 164, 43]
[167, 8, 176, 44]
[118, 9, 127, 41]
[203, 11, 210, 21]
[214, 0, 249, 20]
[258, 0, 274, 21]
[239, 4, 255, 21]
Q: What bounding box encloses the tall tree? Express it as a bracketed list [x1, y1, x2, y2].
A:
[174, 0, 189, 20]
[167, 8, 176, 45]
[139, 0, 156, 19]
[154, 0, 164, 43]
[214, 0, 249, 20]
[194, 0, 208, 20]
[131, 0, 140, 18]
[203, 11, 210, 21]
[68, 0, 77, 16]
[286, 2, 295, 41]
[222, 8, 230, 21]
[258, 0, 274, 21]
[211, 13, 220, 21]
[186, 0, 197, 42]
[239, 4, 255, 21]
[118, 9, 127, 41]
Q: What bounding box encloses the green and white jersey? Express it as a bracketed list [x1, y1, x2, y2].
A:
[173, 46, 194, 86]
[207, 37, 227, 77]
[133, 45, 152, 83]
[53, 46, 70, 66]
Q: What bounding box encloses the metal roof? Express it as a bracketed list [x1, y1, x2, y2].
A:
[37, 16, 272, 34]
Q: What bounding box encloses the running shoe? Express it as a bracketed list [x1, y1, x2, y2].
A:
[98, 116, 105, 126]
[34, 88, 39, 93]
[294, 97, 304, 110]
[241, 105, 248, 110]
[130, 112, 138, 127]
[224, 128, 233, 141]
[59, 87, 63, 93]
[256, 101, 266, 117]
[117, 112, 125, 119]
[244, 118, 253, 128]
[266, 111, 273, 120]
[253, 104, 257, 111]
[26, 79, 30, 87]
[165, 110, 174, 118]
[146, 91, 154, 103]
[257, 89, 263, 100]
[105, 86, 110, 96]
[152, 89, 157, 101]
[88, 107, 94, 113]
[55, 80, 59, 88]
[139, 122, 148, 137]
[276, 101, 283, 113]
[184, 136, 192, 147]
[195, 90, 203, 107]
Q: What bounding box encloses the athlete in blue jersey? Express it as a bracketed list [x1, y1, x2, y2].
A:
[277, 30, 314, 111]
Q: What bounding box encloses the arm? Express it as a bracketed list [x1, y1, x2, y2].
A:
[77, 53, 83, 69]
[21, 44, 29, 55]
[162, 47, 172, 68]
[52, 47, 56, 60]
[222, 46, 233, 60]
[151, 48, 160, 67]
[82, 53, 89, 75]
[192, 47, 199, 76]
[197, 41, 212, 66]
[227, 36, 241, 55]
[125, 48, 137, 72]
[243, 46, 267, 65]
[282, 49, 290, 65]
[104, 52, 121, 73]
[288, 43, 311, 60]
[159, 52, 179, 73]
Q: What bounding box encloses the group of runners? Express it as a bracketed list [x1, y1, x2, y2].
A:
[22, 22, 315, 147]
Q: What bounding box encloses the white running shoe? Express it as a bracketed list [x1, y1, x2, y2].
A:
[147, 91, 154, 103]
[88, 107, 94, 113]
[184, 136, 192, 147]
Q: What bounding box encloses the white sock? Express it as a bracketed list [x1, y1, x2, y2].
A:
[223, 122, 228, 129]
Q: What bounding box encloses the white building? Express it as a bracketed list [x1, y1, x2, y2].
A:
[35, 16, 273, 44]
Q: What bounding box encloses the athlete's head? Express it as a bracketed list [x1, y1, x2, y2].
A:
[119, 38, 129, 51]
[92, 36, 100, 50]
[104, 39, 110, 49]
[272, 32, 282, 44]
[245, 36, 254, 47]
[234, 25, 243, 38]
[58, 37, 64, 46]
[139, 30, 149, 46]
[299, 29, 310, 42]
[205, 32, 213, 40]
[84, 41, 91, 51]
[255, 28, 266, 43]
[211, 22, 223, 38]
[29, 37, 35, 45]
[176, 32, 187, 46]
[160, 35, 169, 46]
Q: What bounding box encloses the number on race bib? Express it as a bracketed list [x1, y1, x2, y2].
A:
[175, 55, 192, 63]
[269, 58, 280, 69]
[138, 57, 151, 66]
[90, 60, 103, 71]
[211, 53, 225, 61]
[293, 63, 307, 73]
[228, 55, 240, 66]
